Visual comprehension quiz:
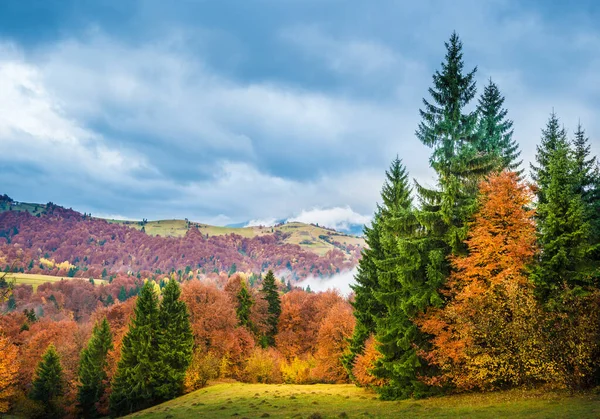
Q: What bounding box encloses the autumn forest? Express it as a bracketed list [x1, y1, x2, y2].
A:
[1, 32, 600, 418]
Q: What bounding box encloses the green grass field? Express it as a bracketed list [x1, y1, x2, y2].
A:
[129, 382, 600, 419]
[5, 273, 106, 290]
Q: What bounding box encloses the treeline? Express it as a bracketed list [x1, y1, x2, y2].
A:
[0, 205, 360, 281]
[0, 271, 356, 417]
[344, 32, 600, 398]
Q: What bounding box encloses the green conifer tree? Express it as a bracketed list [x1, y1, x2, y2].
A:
[30, 344, 64, 418]
[77, 318, 113, 418]
[110, 281, 160, 416]
[342, 210, 385, 379]
[261, 270, 281, 346]
[476, 78, 522, 172]
[572, 123, 600, 255]
[236, 280, 254, 328]
[374, 33, 495, 399]
[343, 157, 414, 381]
[532, 132, 592, 300]
[530, 111, 568, 205]
[154, 278, 194, 401]
[118, 285, 127, 302]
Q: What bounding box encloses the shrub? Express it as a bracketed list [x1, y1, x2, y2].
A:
[184, 351, 220, 392]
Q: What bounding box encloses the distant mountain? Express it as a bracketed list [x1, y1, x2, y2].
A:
[228, 219, 365, 236]
[0, 196, 364, 282]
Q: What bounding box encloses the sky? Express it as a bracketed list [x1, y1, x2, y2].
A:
[1, 0, 599, 229]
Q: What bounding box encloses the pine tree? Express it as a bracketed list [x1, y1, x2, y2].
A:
[343, 158, 414, 381]
[118, 285, 127, 302]
[110, 281, 160, 416]
[532, 134, 593, 300]
[261, 270, 281, 346]
[77, 318, 113, 418]
[30, 344, 64, 418]
[373, 32, 494, 400]
[572, 122, 596, 200]
[530, 111, 568, 205]
[154, 278, 194, 401]
[476, 78, 522, 172]
[342, 210, 385, 379]
[236, 281, 254, 328]
[572, 123, 600, 255]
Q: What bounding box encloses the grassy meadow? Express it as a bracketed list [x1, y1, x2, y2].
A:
[129, 382, 600, 419]
[5, 273, 106, 290]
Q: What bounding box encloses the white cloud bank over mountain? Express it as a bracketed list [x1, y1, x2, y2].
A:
[287, 206, 371, 231]
[296, 267, 358, 296]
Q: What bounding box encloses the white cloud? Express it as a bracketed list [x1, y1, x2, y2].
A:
[0, 46, 149, 186]
[296, 268, 357, 296]
[281, 25, 402, 78]
[245, 218, 279, 227]
[288, 206, 371, 231]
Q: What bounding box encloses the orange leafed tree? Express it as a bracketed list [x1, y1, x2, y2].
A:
[313, 301, 355, 383]
[419, 171, 555, 390]
[0, 332, 19, 413]
[352, 335, 386, 388]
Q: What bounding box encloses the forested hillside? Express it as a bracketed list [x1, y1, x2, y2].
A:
[0, 201, 361, 281]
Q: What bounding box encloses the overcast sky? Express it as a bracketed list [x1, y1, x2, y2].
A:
[1, 0, 598, 227]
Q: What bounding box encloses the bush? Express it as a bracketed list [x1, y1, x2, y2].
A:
[184, 351, 220, 392]
[243, 348, 282, 384]
[281, 356, 315, 384]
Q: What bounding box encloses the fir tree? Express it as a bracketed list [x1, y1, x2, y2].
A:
[476, 78, 522, 172]
[572, 123, 600, 255]
[342, 210, 385, 379]
[261, 270, 281, 346]
[236, 281, 254, 328]
[110, 281, 160, 416]
[118, 285, 127, 302]
[532, 135, 593, 300]
[530, 111, 568, 205]
[373, 32, 494, 400]
[572, 122, 597, 201]
[154, 278, 193, 401]
[343, 157, 415, 381]
[30, 344, 64, 418]
[77, 318, 113, 418]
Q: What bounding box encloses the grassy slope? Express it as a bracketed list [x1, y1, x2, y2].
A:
[0, 199, 364, 256]
[130, 383, 600, 419]
[108, 220, 364, 256]
[5, 273, 106, 290]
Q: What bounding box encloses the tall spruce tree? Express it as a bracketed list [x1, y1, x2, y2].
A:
[572, 122, 597, 200]
[372, 32, 495, 400]
[154, 278, 193, 401]
[261, 270, 281, 346]
[30, 344, 64, 418]
[532, 132, 592, 300]
[154, 278, 194, 400]
[343, 157, 411, 380]
[110, 281, 160, 416]
[476, 78, 522, 172]
[77, 318, 113, 418]
[342, 210, 385, 379]
[530, 111, 568, 205]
